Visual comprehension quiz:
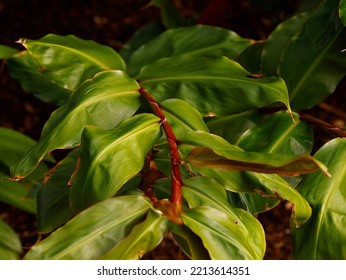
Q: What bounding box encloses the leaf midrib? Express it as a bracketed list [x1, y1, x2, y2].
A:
[288, 28, 343, 102]
[52, 205, 149, 259]
[26, 41, 116, 70]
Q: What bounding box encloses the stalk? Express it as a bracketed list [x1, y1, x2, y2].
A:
[139, 87, 183, 207]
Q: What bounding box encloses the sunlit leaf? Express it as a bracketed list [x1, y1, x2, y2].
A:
[279, 0, 346, 110]
[101, 210, 169, 259]
[183, 206, 265, 260]
[129, 25, 253, 77]
[0, 219, 22, 260]
[293, 138, 346, 259]
[24, 195, 151, 260]
[37, 150, 78, 233]
[70, 114, 161, 213]
[140, 56, 291, 116]
[7, 51, 71, 106]
[11, 71, 141, 179]
[20, 34, 125, 90]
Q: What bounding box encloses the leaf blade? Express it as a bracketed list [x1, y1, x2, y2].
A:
[24, 195, 151, 260]
[69, 114, 161, 212]
[11, 71, 141, 179]
[22, 34, 125, 90]
[140, 56, 291, 116]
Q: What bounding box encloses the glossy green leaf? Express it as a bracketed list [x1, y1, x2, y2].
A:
[24, 195, 151, 260]
[187, 146, 327, 176]
[149, 0, 186, 29]
[20, 34, 125, 90]
[11, 71, 141, 180]
[129, 25, 253, 77]
[279, 0, 346, 110]
[0, 219, 22, 260]
[70, 114, 161, 212]
[120, 20, 165, 63]
[170, 223, 210, 259]
[183, 176, 251, 215]
[262, 13, 311, 75]
[140, 56, 291, 116]
[243, 172, 312, 227]
[0, 45, 18, 59]
[229, 192, 280, 216]
[182, 131, 328, 176]
[293, 138, 346, 259]
[206, 110, 262, 144]
[161, 99, 209, 139]
[0, 127, 48, 213]
[37, 151, 78, 233]
[183, 206, 265, 260]
[235, 41, 265, 74]
[340, 0, 346, 26]
[7, 51, 71, 106]
[101, 210, 169, 259]
[0, 172, 36, 213]
[237, 111, 314, 155]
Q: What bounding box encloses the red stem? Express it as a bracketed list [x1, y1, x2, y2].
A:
[139, 87, 183, 205]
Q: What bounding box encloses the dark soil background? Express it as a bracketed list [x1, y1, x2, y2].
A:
[0, 0, 344, 260]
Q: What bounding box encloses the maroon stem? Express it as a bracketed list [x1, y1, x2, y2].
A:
[139, 87, 183, 206]
[300, 113, 346, 138]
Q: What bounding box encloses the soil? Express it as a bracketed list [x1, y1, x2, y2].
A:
[0, 0, 344, 260]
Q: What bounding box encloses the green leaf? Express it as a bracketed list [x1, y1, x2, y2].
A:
[0, 219, 22, 260]
[183, 206, 265, 260]
[11, 71, 141, 179]
[129, 25, 253, 77]
[0, 172, 36, 213]
[0, 45, 18, 59]
[0, 127, 49, 213]
[149, 0, 186, 29]
[161, 99, 209, 139]
[237, 111, 314, 155]
[262, 12, 311, 75]
[183, 176, 250, 214]
[182, 131, 328, 176]
[340, 0, 346, 26]
[292, 138, 346, 259]
[170, 223, 210, 259]
[140, 56, 291, 116]
[235, 41, 265, 74]
[20, 34, 125, 90]
[70, 114, 161, 213]
[37, 150, 78, 233]
[279, 0, 346, 110]
[7, 51, 71, 106]
[206, 110, 262, 144]
[101, 210, 169, 259]
[120, 20, 165, 63]
[243, 172, 312, 227]
[24, 195, 151, 260]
